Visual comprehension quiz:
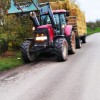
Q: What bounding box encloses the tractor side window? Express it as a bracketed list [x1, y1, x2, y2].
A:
[41, 15, 51, 25]
[60, 14, 66, 25]
[54, 14, 60, 25]
[54, 14, 61, 34]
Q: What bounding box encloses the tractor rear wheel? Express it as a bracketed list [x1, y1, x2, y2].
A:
[21, 40, 37, 63]
[81, 35, 86, 43]
[54, 38, 68, 62]
[69, 31, 76, 54]
[76, 37, 81, 49]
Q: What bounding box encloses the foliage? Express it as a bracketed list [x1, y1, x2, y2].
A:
[0, 38, 8, 54]
[3, 15, 33, 50]
[87, 20, 100, 35]
[87, 20, 100, 28]
[0, 0, 34, 51]
[87, 27, 100, 35]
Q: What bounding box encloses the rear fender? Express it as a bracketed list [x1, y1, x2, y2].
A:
[53, 36, 65, 44]
[64, 25, 73, 36]
[54, 36, 65, 40]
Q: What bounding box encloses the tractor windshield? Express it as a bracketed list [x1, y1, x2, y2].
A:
[40, 13, 66, 25]
[41, 15, 51, 25]
[40, 14, 60, 25]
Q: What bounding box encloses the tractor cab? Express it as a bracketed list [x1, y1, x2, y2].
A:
[40, 10, 68, 35]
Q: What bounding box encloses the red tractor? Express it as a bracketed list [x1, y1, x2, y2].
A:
[8, 0, 76, 62]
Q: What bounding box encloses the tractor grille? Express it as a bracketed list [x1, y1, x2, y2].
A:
[35, 28, 49, 47]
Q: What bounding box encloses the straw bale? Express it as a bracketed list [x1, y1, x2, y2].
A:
[50, 0, 71, 10]
[50, 1, 61, 10]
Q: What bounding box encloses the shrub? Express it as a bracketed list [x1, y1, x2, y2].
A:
[0, 38, 8, 54]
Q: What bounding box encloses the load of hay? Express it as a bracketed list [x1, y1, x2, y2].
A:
[39, 0, 87, 35]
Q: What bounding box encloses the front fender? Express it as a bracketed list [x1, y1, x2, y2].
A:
[26, 38, 34, 41]
[64, 25, 73, 36]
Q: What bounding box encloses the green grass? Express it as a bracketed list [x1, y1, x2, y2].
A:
[0, 52, 23, 71]
[87, 27, 100, 35]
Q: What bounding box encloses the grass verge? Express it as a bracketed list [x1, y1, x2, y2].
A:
[87, 27, 100, 35]
[0, 51, 23, 71]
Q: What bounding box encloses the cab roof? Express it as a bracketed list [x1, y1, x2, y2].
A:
[53, 10, 67, 13]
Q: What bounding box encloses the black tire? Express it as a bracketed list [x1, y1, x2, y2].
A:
[81, 35, 86, 43]
[69, 31, 76, 54]
[76, 37, 81, 49]
[54, 38, 68, 62]
[21, 40, 37, 63]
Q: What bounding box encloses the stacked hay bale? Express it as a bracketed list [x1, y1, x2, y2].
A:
[69, 3, 87, 36]
[39, 0, 87, 36]
[50, 0, 71, 10]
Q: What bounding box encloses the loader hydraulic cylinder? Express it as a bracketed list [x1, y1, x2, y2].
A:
[30, 12, 40, 27]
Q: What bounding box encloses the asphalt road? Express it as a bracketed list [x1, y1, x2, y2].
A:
[0, 33, 100, 100]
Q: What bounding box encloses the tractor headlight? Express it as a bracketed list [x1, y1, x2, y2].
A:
[62, 24, 65, 28]
[36, 35, 47, 41]
[32, 27, 35, 31]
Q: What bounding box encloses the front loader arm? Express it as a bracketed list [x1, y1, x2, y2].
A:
[8, 0, 39, 14]
[39, 2, 56, 28]
[8, 0, 56, 29]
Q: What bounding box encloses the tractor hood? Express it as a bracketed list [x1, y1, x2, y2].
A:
[37, 24, 54, 42]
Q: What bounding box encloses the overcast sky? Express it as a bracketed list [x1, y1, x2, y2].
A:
[76, 0, 100, 22]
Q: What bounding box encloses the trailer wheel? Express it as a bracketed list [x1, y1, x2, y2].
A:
[54, 38, 68, 62]
[21, 40, 37, 63]
[81, 35, 86, 43]
[69, 31, 76, 54]
[76, 37, 81, 49]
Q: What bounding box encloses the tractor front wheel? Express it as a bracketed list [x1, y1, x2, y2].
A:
[54, 38, 68, 62]
[76, 37, 81, 49]
[21, 40, 37, 63]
